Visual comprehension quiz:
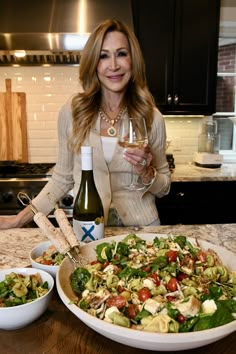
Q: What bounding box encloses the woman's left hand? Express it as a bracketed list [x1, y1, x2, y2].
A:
[123, 144, 153, 176]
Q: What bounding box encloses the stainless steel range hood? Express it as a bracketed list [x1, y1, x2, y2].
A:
[0, 0, 133, 66]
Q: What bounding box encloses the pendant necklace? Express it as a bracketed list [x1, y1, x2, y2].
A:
[99, 106, 127, 137]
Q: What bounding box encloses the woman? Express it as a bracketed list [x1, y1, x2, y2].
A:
[0, 19, 170, 230]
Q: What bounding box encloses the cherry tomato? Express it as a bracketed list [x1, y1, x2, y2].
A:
[177, 313, 187, 323]
[197, 251, 207, 263]
[166, 295, 176, 302]
[90, 260, 100, 265]
[177, 272, 188, 281]
[149, 273, 160, 286]
[117, 285, 125, 293]
[142, 266, 151, 273]
[166, 250, 178, 263]
[138, 288, 151, 302]
[106, 295, 127, 309]
[167, 277, 178, 292]
[126, 304, 138, 319]
[102, 261, 110, 269]
[42, 260, 53, 265]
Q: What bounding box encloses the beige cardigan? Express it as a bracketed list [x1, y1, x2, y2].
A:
[33, 103, 171, 226]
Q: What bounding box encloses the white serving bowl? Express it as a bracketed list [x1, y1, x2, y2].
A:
[56, 233, 236, 352]
[0, 267, 54, 330]
[30, 240, 60, 278]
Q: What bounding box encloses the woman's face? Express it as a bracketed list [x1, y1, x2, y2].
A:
[97, 31, 132, 95]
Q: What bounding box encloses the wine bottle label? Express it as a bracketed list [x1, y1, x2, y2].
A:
[81, 146, 92, 170]
[73, 219, 104, 243]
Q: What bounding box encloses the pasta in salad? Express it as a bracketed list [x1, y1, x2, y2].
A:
[35, 245, 65, 266]
[0, 272, 49, 307]
[70, 234, 236, 333]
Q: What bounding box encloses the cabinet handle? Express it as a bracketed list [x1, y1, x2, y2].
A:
[176, 192, 184, 197]
[174, 94, 179, 104]
[167, 94, 172, 104]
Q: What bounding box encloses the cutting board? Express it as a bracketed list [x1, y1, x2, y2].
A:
[0, 78, 28, 162]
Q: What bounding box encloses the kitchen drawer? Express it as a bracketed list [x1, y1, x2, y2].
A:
[156, 181, 236, 225]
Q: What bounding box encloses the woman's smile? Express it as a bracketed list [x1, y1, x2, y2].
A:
[107, 74, 125, 81]
[97, 31, 132, 94]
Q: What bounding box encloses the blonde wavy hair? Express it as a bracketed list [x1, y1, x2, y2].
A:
[69, 19, 156, 153]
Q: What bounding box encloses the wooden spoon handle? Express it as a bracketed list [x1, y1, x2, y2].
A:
[33, 211, 71, 254]
[54, 208, 80, 249]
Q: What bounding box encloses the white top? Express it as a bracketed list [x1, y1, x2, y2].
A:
[101, 136, 118, 163]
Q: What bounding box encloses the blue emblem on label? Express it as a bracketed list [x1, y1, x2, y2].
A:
[81, 225, 95, 242]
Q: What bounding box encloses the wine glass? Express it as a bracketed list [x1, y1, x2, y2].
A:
[118, 116, 148, 191]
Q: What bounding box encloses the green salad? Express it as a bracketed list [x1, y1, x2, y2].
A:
[70, 234, 236, 333]
[0, 272, 49, 307]
[35, 245, 65, 266]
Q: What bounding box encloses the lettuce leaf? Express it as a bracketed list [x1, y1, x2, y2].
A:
[193, 300, 236, 331]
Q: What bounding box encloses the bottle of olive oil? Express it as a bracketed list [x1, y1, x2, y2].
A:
[73, 146, 104, 242]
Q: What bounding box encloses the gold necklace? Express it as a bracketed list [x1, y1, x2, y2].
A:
[99, 106, 127, 137]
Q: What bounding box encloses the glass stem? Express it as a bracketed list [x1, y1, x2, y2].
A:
[130, 165, 135, 186]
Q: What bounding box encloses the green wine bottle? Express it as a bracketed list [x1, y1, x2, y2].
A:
[73, 146, 104, 242]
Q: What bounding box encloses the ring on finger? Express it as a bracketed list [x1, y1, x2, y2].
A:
[139, 159, 147, 166]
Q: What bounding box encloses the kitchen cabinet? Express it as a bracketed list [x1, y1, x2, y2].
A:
[156, 181, 236, 225]
[131, 0, 220, 115]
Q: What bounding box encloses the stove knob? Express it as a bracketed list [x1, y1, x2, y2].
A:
[2, 191, 14, 203]
[61, 194, 74, 207]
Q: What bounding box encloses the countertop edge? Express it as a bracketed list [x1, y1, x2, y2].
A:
[1, 224, 236, 269]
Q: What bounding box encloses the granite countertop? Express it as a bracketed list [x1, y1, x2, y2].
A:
[1, 224, 236, 269]
[171, 163, 236, 182]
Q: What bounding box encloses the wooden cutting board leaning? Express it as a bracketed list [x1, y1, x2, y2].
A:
[0, 78, 28, 162]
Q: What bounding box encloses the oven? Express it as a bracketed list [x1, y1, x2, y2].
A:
[0, 163, 74, 226]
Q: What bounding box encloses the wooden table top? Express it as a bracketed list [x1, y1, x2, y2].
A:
[0, 289, 235, 354]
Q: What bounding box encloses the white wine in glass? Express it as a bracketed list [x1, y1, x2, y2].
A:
[118, 116, 148, 191]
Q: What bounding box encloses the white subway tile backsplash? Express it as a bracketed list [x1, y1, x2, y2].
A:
[27, 121, 57, 130]
[0, 65, 79, 162]
[184, 137, 198, 146]
[42, 102, 62, 112]
[29, 130, 57, 139]
[27, 112, 56, 121]
[0, 66, 203, 163]
[30, 147, 58, 163]
[29, 139, 57, 148]
[165, 116, 203, 163]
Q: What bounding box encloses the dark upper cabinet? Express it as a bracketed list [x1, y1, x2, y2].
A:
[131, 0, 220, 115]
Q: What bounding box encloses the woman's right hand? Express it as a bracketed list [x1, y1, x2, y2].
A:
[0, 216, 19, 230]
[0, 206, 34, 230]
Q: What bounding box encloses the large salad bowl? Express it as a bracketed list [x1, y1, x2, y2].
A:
[56, 234, 236, 351]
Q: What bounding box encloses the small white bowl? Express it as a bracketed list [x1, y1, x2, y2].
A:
[0, 267, 54, 330]
[30, 240, 61, 278]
